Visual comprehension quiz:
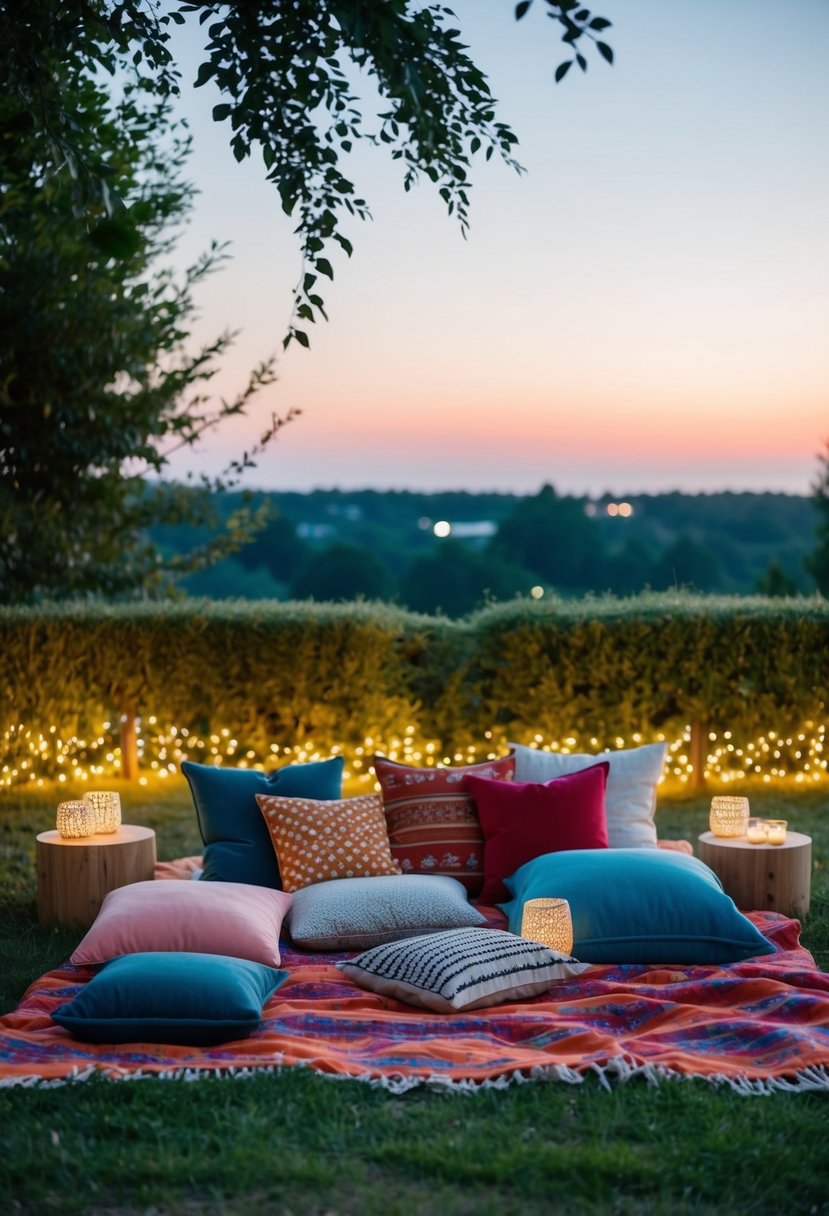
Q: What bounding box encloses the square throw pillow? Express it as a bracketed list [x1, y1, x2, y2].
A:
[501, 848, 775, 965]
[287, 874, 486, 951]
[464, 762, 610, 904]
[53, 951, 288, 1046]
[372, 754, 516, 896]
[70, 880, 292, 968]
[508, 741, 667, 849]
[338, 926, 590, 1012]
[256, 792, 401, 893]
[182, 756, 344, 888]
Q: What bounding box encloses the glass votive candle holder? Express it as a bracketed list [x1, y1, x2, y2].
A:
[746, 817, 769, 844]
[709, 796, 750, 838]
[764, 819, 787, 845]
[56, 800, 95, 839]
[83, 790, 122, 834]
[520, 897, 574, 956]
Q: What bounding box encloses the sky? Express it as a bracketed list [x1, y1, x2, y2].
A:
[163, 0, 829, 498]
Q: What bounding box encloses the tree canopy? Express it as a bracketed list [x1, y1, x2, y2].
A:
[2, 1, 613, 348]
[0, 45, 278, 601]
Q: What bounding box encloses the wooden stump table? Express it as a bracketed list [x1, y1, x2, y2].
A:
[697, 830, 812, 919]
[36, 824, 157, 929]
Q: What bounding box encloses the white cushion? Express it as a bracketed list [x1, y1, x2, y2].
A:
[508, 741, 667, 849]
[287, 874, 485, 951]
[338, 927, 589, 1012]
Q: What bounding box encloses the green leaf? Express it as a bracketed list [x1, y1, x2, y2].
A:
[316, 257, 334, 279]
[554, 60, 573, 83]
[212, 103, 232, 122]
[89, 217, 142, 260]
[293, 328, 310, 348]
[589, 17, 612, 30]
[597, 41, 614, 63]
[515, 1, 532, 18]
[194, 62, 216, 88]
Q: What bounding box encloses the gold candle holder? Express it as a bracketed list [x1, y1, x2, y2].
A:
[709, 796, 750, 838]
[56, 800, 95, 839]
[520, 897, 574, 956]
[84, 790, 122, 834]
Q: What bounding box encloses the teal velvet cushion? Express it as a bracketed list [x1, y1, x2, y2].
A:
[182, 756, 344, 887]
[53, 952, 288, 1046]
[502, 849, 775, 965]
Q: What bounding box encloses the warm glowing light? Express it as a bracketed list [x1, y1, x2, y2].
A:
[520, 898, 573, 955]
[433, 520, 451, 538]
[530, 586, 544, 600]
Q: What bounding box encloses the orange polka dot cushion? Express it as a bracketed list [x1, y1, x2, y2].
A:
[255, 792, 401, 893]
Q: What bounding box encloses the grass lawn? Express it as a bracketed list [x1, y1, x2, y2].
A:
[1, 778, 827, 1216]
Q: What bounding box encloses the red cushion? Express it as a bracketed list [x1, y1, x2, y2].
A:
[372, 754, 516, 896]
[465, 762, 610, 904]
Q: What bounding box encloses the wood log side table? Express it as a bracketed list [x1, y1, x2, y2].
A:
[697, 830, 812, 919]
[36, 825, 157, 929]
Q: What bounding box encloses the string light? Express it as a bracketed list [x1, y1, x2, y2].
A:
[1, 718, 826, 789]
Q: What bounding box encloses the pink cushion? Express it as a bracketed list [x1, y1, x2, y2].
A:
[464, 762, 610, 904]
[71, 880, 292, 968]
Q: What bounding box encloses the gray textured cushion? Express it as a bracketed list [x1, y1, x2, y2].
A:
[338, 927, 590, 1012]
[287, 874, 485, 952]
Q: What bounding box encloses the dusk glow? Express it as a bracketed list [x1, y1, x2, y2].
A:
[165, 0, 829, 497]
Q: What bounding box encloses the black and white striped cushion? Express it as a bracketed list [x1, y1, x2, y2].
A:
[337, 927, 589, 1012]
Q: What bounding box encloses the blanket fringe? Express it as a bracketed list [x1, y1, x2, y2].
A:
[2, 1057, 829, 1095]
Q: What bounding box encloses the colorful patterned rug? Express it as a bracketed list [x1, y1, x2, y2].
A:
[2, 910, 828, 1093]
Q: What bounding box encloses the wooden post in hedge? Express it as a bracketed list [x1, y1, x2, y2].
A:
[689, 719, 708, 793]
[119, 704, 139, 781]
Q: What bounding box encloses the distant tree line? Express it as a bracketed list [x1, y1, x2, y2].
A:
[153, 483, 822, 617]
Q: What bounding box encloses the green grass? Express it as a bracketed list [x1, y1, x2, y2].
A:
[1, 779, 828, 1216]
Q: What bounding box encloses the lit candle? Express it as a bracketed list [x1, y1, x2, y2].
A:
[746, 818, 768, 844]
[764, 819, 787, 845]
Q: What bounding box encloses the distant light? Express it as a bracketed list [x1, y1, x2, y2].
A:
[417, 517, 432, 530]
[530, 586, 544, 600]
[433, 521, 452, 538]
[606, 503, 618, 517]
[584, 503, 597, 517]
[618, 502, 634, 517]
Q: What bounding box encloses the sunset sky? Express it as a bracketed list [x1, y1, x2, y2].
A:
[165, 0, 829, 498]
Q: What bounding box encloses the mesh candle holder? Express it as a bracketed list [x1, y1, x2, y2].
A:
[56, 800, 95, 839]
[709, 795, 750, 838]
[520, 897, 574, 956]
[84, 790, 122, 834]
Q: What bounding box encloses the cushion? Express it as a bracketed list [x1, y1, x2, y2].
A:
[255, 792, 400, 893]
[464, 762, 609, 904]
[508, 741, 667, 848]
[372, 754, 516, 896]
[287, 874, 486, 951]
[338, 927, 589, 1012]
[53, 951, 288, 1046]
[182, 756, 344, 888]
[70, 880, 292, 968]
[502, 849, 775, 965]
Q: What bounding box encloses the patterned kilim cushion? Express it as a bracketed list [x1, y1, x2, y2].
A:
[256, 792, 400, 893]
[372, 754, 516, 896]
[338, 926, 590, 1012]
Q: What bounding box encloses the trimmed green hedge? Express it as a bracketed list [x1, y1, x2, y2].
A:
[1, 594, 827, 785]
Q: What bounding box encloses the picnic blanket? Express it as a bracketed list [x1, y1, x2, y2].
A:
[2, 909, 828, 1093]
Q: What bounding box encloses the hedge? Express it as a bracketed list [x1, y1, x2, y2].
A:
[1, 593, 827, 787]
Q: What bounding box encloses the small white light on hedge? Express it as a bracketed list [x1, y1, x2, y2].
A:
[56, 800, 95, 839]
[520, 897, 573, 956]
[709, 795, 750, 838]
[83, 790, 122, 834]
